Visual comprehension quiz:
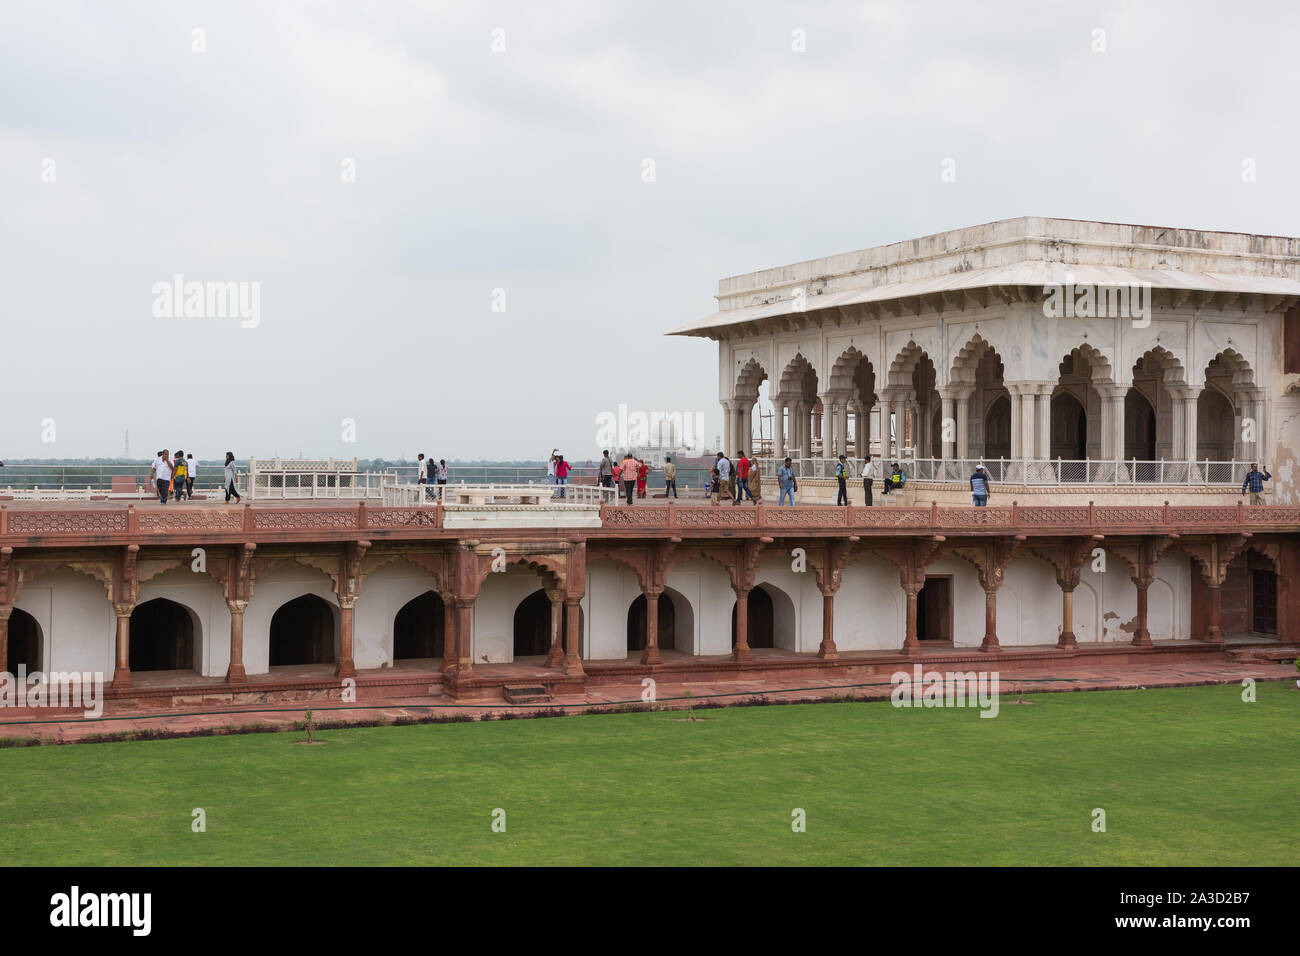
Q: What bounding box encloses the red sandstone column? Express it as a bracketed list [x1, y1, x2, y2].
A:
[1057, 586, 1077, 649]
[226, 599, 248, 683]
[112, 604, 133, 687]
[335, 599, 357, 678]
[979, 586, 999, 652]
[442, 597, 457, 671]
[1131, 579, 1151, 647]
[546, 589, 565, 667]
[818, 591, 838, 659]
[903, 586, 920, 654]
[0, 606, 10, 676]
[563, 598, 584, 676]
[732, 587, 751, 662]
[642, 589, 662, 665]
[456, 598, 474, 674]
[1206, 584, 1223, 644]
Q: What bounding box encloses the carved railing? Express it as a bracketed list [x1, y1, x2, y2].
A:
[1, 500, 1298, 543]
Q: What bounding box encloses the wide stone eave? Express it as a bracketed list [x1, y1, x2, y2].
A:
[667, 262, 1300, 338]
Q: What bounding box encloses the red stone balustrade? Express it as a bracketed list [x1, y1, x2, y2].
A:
[0, 500, 1297, 547]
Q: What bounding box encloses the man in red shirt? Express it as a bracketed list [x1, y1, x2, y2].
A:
[735, 451, 753, 503]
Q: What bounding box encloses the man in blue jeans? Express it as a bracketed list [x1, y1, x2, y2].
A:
[970, 464, 990, 507]
[777, 457, 797, 506]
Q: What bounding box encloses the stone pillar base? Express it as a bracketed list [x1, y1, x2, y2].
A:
[334, 659, 356, 679]
[979, 637, 1000, 653]
[225, 663, 247, 683]
[732, 644, 752, 663]
[564, 655, 585, 677]
[112, 667, 132, 688]
[1131, 630, 1152, 647]
[640, 646, 662, 665]
[1057, 631, 1077, 650]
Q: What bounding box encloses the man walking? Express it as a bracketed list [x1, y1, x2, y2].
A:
[835, 453, 849, 506]
[599, 451, 614, 489]
[416, 453, 427, 485]
[185, 453, 196, 499]
[621, 451, 638, 505]
[1242, 463, 1271, 505]
[735, 451, 753, 503]
[777, 456, 797, 507]
[663, 455, 678, 498]
[862, 455, 873, 506]
[152, 449, 172, 504]
[970, 464, 990, 507]
[715, 452, 732, 503]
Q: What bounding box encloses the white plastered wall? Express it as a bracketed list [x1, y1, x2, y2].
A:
[353, 559, 442, 669]
[243, 563, 340, 675]
[137, 566, 231, 677]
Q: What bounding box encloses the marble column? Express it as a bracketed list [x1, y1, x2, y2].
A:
[955, 392, 971, 459]
[1035, 387, 1052, 459]
[773, 400, 787, 459]
[940, 392, 956, 459]
[226, 599, 248, 683]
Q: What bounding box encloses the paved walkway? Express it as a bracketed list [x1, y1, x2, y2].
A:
[2, 654, 1294, 744]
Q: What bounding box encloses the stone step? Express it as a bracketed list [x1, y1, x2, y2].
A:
[503, 683, 552, 704]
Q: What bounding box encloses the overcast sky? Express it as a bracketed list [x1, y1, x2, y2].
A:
[2, 0, 1297, 461]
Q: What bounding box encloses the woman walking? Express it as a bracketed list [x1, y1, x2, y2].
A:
[223, 452, 241, 503]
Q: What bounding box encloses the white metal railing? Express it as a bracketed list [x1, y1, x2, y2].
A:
[249, 470, 395, 500]
[381, 481, 617, 507]
[759, 457, 1253, 486]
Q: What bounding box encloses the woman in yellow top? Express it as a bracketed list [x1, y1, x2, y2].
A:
[172, 451, 189, 501]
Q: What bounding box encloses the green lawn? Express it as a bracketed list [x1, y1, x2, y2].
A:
[2, 683, 1295, 865]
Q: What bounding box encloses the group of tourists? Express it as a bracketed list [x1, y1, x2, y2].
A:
[708, 451, 760, 505]
[415, 453, 449, 498]
[596, 450, 652, 505]
[148, 450, 242, 504]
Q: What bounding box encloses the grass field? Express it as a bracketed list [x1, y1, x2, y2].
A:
[2, 683, 1296, 865]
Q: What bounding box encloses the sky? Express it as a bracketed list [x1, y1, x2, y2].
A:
[2, 0, 1298, 462]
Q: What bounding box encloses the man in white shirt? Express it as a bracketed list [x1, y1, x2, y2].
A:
[152, 450, 173, 504]
[186, 453, 196, 499]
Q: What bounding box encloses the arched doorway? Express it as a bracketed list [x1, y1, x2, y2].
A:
[1196, 388, 1235, 460]
[731, 587, 775, 649]
[512, 589, 583, 659]
[394, 591, 445, 660]
[627, 593, 677, 652]
[6, 608, 42, 671]
[984, 395, 1011, 460]
[129, 598, 197, 672]
[1124, 389, 1156, 461]
[269, 594, 337, 666]
[1050, 391, 1087, 461]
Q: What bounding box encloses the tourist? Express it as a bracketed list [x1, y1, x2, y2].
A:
[715, 452, 732, 502]
[620, 452, 638, 505]
[735, 451, 753, 503]
[599, 451, 614, 489]
[416, 453, 427, 485]
[663, 455, 678, 498]
[835, 453, 849, 506]
[1242, 463, 1271, 505]
[436, 459, 448, 485]
[555, 455, 571, 498]
[862, 456, 874, 506]
[172, 451, 188, 501]
[749, 460, 763, 503]
[887, 461, 905, 495]
[708, 467, 722, 506]
[223, 452, 241, 503]
[152, 449, 172, 504]
[185, 453, 196, 499]
[547, 449, 558, 489]
[777, 456, 796, 507]
[425, 456, 437, 500]
[636, 457, 649, 499]
[970, 464, 990, 507]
